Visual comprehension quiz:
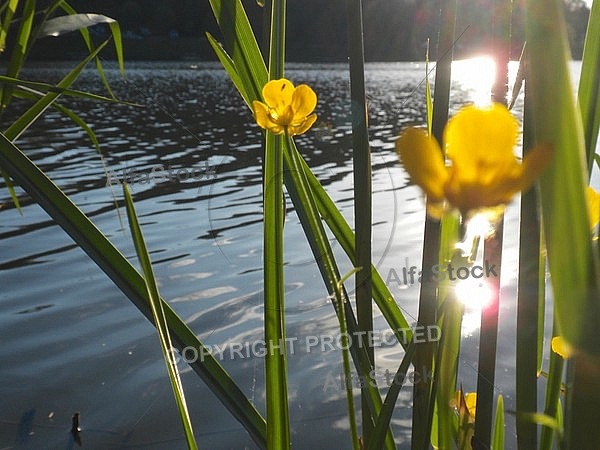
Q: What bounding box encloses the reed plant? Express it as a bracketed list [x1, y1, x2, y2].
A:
[2, 0, 600, 448]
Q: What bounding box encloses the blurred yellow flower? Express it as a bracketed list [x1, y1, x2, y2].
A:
[551, 336, 571, 359]
[451, 389, 477, 423]
[396, 103, 553, 218]
[252, 78, 317, 136]
[587, 186, 600, 230]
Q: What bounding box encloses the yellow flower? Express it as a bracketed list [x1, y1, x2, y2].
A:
[396, 103, 553, 218]
[252, 78, 317, 136]
[587, 186, 600, 230]
[551, 336, 571, 359]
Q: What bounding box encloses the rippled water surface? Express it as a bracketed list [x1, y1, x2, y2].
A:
[0, 60, 558, 449]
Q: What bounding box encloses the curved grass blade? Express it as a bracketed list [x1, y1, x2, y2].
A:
[123, 184, 198, 450]
[57, 2, 125, 94]
[38, 13, 117, 37]
[0, 134, 267, 449]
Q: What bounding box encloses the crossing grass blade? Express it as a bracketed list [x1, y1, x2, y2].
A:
[123, 184, 198, 450]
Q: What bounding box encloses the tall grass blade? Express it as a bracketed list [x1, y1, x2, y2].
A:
[0, 134, 267, 448]
[0, 0, 19, 53]
[492, 395, 504, 450]
[539, 320, 565, 450]
[515, 80, 541, 450]
[345, 0, 374, 444]
[261, 0, 290, 447]
[578, 0, 600, 175]
[525, 0, 600, 445]
[474, 229, 502, 450]
[1, 0, 35, 109]
[367, 340, 416, 450]
[412, 1, 457, 448]
[123, 184, 198, 450]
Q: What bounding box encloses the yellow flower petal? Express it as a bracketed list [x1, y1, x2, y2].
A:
[551, 336, 571, 359]
[291, 84, 317, 121]
[465, 392, 477, 419]
[290, 113, 318, 136]
[253, 78, 317, 136]
[396, 127, 448, 201]
[262, 78, 294, 118]
[587, 186, 600, 230]
[445, 103, 519, 182]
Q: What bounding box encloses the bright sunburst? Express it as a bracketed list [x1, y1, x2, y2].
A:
[451, 56, 496, 107]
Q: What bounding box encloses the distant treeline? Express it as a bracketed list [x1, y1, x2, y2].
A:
[29, 0, 591, 61]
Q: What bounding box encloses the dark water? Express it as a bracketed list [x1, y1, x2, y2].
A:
[0, 59, 563, 449]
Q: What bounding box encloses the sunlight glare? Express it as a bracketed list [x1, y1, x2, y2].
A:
[455, 277, 493, 311]
[451, 56, 496, 107]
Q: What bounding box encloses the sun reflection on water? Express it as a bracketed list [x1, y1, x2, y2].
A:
[451, 56, 496, 107]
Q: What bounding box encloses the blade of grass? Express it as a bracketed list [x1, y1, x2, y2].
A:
[261, 0, 290, 447]
[539, 320, 565, 450]
[345, 0, 374, 444]
[473, 227, 503, 450]
[335, 268, 363, 450]
[367, 340, 416, 450]
[1, 0, 35, 109]
[0, 134, 267, 448]
[515, 79, 541, 450]
[0, 0, 19, 53]
[578, 0, 600, 175]
[492, 395, 504, 450]
[123, 184, 198, 450]
[525, 0, 600, 446]
[412, 1, 457, 448]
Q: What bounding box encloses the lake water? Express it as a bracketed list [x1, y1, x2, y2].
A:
[0, 59, 577, 449]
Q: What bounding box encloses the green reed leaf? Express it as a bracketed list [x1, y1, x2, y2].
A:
[123, 184, 198, 450]
[579, 0, 600, 175]
[492, 395, 504, 450]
